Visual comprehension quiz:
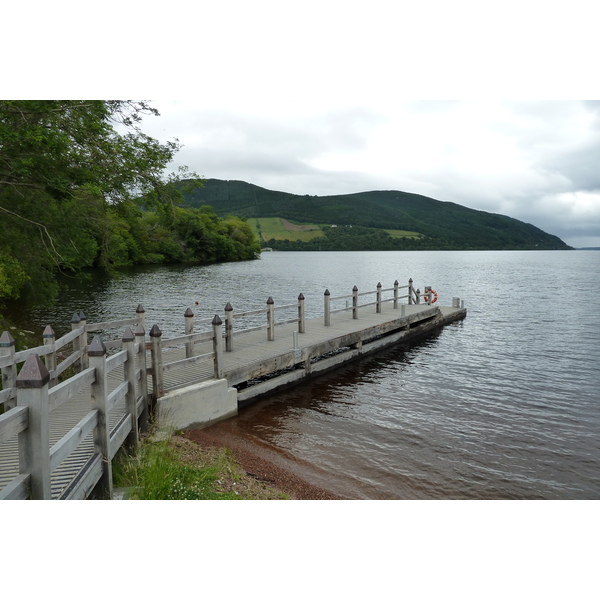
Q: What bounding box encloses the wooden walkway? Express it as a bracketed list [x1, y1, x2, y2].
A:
[0, 289, 466, 499]
[0, 364, 134, 498]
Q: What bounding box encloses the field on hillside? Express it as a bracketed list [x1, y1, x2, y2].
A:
[385, 229, 423, 239]
[250, 218, 422, 243]
[250, 218, 326, 242]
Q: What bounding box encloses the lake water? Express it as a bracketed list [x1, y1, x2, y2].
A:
[4, 250, 600, 499]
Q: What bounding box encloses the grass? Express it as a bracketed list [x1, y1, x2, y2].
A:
[385, 229, 423, 239]
[249, 217, 422, 243]
[112, 432, 290, 500]
[250, 217, 326, 242]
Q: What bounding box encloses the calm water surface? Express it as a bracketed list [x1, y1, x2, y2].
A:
[5, 251, 600, 499]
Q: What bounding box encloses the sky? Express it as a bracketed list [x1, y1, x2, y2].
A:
[6, 1, 600, 247]
[141, 99, 600, 247]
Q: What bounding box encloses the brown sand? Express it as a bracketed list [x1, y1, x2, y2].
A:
[184, 421, 347, 500]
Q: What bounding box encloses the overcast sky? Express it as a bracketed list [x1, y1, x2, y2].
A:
[8, 1, 600, 247]
[140, 99, 600, 247]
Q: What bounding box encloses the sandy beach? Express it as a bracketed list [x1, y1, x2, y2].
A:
[184, 420, 347, 500]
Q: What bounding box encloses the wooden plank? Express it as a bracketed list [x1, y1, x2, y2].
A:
[13, 344, 54, 363]
[48, 367, 96, 412]
[106, 349, 127, 372]
[49, 410, 98, 473]
[162, 352, 213, 373]
[53, 327, 84, 349]
[54, 349, 82, 378]
[0, 355, 15, 369]
[109, 414, 132, 459]
[107, 380, 128, 412]
[0, 405, 28, 443]
[58, 454, 103, 500]
[0, 386, 16, 404]
[0, 474, 30, 500]
[160, 331, 212, 347]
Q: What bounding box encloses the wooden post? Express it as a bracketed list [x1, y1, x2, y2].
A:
[149, 324, 164, 399]
[43, 326, 56, 387]
[416, 288, 421, 304]
[324, 289, 331, 326]
[298, 293, 305, 334]
[212, 315, 224, 379]
[184, 307, 195, 358]
[78, 310, 88, 369]
[122, 327, 139, 450]
[408, 278, 414, 304]
[70, 312, 82, 372]
[225, 303, 234, 352]
[352, 286, 358, 319]
[394, 280, 399, 309]
[424, 286, 431, 305]
[136, 304, 146, 331]
[376, 282, 382, 313]
[134, 324, 148, 432]
[88, 336, 113, 499]
[16, 354, 51, 500]
[1, 331, 17, 411]
[267, 297, 275, 341]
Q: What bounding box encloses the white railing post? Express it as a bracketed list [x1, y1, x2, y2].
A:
[42, 326, 57, 387]
[267, 297, 275, 341]
[136, 304, 146, 331]
[424, 286, 432, 305]
[88, 336, 113, 499]
[376, 282, 382, 313]
[134, 323, 148, 432]
[184, 307, 195, 358]
[212, 315, 224, 378]
[1, 331, 17, 410]
[298, 294, 305, 334]
[70, 312, 82, 372]
[416, 288, 421, 304]
[394, 280, 399, 309]
[78, 310, 88, 369]
[122, 327, 139, 450]
[225, 303, 234, 352]
[352, 286, 359, 319]
[16, 354, 51, 499]
[324, 289, 331, 326]
[408, 278, 414, 304]
[149, 324, 164, 398]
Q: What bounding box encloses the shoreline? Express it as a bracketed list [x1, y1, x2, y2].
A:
[184, 421, 348, 500]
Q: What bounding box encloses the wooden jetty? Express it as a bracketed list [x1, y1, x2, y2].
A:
[0, 278, 466, 500]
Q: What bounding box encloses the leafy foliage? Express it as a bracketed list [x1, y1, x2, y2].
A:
[181, 178, 572, 251]
[0, 102, 260, 305]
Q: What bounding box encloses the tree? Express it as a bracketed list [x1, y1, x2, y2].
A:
[0, 101, 198, 302]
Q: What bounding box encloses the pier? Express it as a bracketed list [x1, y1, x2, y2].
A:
[0, 278, 466, 499]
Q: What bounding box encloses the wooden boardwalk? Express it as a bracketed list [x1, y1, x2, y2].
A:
[0, 364, 134, 498]
[0, 282, 466, 500]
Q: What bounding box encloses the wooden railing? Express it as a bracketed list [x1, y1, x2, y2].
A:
[0, 328, 148, 500]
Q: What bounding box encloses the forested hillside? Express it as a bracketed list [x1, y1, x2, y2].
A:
[181, 179, 572, 251]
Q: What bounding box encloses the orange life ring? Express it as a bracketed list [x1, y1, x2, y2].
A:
[426, 289, 438, 304]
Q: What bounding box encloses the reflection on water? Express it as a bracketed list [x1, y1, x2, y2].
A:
[4, 251, 600, 498]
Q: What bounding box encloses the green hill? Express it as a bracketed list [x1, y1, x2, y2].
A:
[179, 179, 572, 251]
